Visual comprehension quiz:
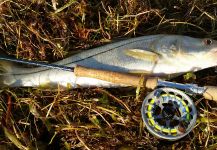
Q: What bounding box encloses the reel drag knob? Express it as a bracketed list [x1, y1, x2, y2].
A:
[141, 87, 197, 140]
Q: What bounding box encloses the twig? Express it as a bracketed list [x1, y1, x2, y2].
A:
[75, 130, 91, 150]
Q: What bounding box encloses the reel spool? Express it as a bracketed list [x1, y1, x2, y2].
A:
[141, 87, 197, 140]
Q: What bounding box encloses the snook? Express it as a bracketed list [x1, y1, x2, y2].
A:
[0, 35, 217, 88]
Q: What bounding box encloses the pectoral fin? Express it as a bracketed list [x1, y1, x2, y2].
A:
[128, 70, 152, 74]
[125, 49, 160, 62]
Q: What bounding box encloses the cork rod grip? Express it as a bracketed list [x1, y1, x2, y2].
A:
[74, 65, 158, 89]
[203, 86, 217, 102]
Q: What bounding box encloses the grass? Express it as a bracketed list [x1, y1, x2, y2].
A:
[0, 0, 217, 149]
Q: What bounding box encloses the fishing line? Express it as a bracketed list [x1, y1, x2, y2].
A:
[0, 56, 74, 72]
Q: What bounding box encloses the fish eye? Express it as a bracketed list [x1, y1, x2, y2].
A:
[203, 39, 213, 45]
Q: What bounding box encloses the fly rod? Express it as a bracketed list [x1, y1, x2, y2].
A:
[0, 56, 216, 101]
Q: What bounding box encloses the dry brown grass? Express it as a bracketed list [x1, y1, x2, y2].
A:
[0, 0, 217, 149]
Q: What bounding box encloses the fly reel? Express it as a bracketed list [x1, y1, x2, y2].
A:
[141, 87, 197, 140]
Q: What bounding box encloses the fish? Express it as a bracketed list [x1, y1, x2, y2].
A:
[0, 34, 217, 88]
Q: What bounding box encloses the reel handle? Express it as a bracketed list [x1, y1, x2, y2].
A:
[74, 65, 158, 89]
[203, 86, 217, 101]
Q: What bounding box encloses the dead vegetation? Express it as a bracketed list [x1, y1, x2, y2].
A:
[0, 0, 217, 149]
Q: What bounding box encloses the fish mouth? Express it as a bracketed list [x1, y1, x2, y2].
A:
[212, 48, 217, 53]
[209, 49, 217, 63]
[208, 48, 217, 55]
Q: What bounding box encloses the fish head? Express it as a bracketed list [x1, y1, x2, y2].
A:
[152, 35, 217, 74]
[180, 36, 217, 57]
[178, 36, 217, 68]
[154, 35, 217, 55]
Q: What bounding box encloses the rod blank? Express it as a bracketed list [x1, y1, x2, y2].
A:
[0, 56, 74, 72]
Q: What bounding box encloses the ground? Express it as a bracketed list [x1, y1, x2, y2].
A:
[0, 0, 217, 149]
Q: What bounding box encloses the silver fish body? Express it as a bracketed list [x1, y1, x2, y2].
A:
[1, 35, 217, 88]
